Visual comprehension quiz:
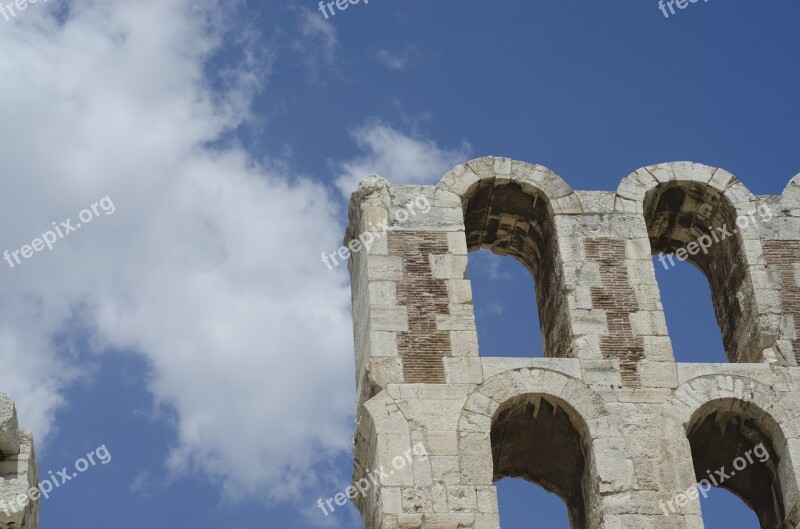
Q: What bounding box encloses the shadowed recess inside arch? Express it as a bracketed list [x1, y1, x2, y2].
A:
[644, 179, 759, 363]
[491, 394, 590, 528]
[687, 399, 787, 528]
[462, 176, 571, 358]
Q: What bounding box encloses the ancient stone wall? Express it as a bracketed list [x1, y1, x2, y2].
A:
[346, 157, 800, 529]
[0, 394, 39, 529]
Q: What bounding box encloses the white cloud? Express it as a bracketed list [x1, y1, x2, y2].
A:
[375, 45, 421, 71]
[333, 121, 471, 196]
[0, 1, 473, 519]
[290, 6, 340, 82]
[0, 0, 353, 509]
[488, 303, 504, 316]
[468, 250, 512, 281]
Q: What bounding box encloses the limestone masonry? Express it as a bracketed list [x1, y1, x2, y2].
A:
[345, 157, 800, 528]
[0, 395, 38, 528]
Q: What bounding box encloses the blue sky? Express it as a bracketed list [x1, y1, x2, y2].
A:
[0, 0, 797, 528]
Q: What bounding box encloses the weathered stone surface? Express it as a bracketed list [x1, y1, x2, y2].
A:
[346, 158, 800, 529]
[0, 395, 20, 456]
[0, 396, 37, 529]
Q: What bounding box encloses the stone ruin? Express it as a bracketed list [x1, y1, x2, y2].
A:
[0, 395, 38, 529]
[345, 156, 800, 528]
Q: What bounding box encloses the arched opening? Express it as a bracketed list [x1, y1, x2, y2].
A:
[495, 477, 571, 529]
[463, 179, 571, 357]
[653, 255, 727, 362]
[700, 487, 760, 528]
[491, 394, 591, 528]
[686, 399, 789, 528]
[467, 249, 542, 357]
[644, 181, 760, 362]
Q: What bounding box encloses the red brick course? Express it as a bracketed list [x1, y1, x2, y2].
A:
[388, 231, 452, 383]
[585, 238, 644, 387]
[763, 241, 800, 362]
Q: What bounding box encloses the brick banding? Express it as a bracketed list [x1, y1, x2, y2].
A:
[585, 238, 644, 386]
[763, 241, 800, 362]
[388, 231, 452, 383]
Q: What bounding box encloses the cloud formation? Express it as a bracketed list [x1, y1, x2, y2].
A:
[0, 0, 470, 516]
[375, 45, 422, 71]
[334, 120, 471, 196]
[0, 0, 352, 504]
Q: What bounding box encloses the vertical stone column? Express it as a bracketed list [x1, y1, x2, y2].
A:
[346, 177, 476, 404]
[554, 190, 675, 389]
[762, 240, 800, 362]
[759, 176, 800, 365]
[0, 394, 39, 529]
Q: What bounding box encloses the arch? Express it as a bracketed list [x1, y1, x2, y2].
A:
[491, 393, 589, 527]
[438, 157, 576, 357]
[615, 162, 755, 214]
[617, 162, 770, 363]
[667, 375, 800, 528]
[437, 156, 575, 209]
[458, 368, 621, 528]
[782, 172, 800, 210]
